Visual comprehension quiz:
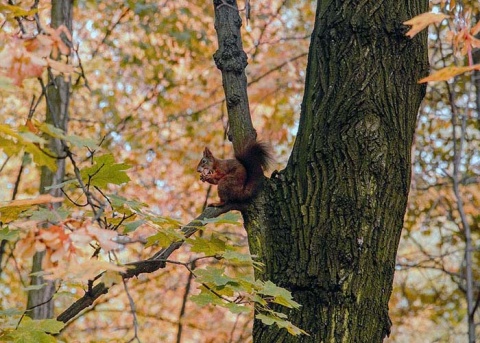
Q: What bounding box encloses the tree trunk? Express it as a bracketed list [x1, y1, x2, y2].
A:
[251, 1, 428, 341]
[26, 0, 73, 320]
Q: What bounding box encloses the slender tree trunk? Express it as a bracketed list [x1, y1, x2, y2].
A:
[26, 0, 73, 320]
[249, 1, 428, 341]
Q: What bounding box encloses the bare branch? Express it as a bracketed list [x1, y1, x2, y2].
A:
[123, 278, 142, 343]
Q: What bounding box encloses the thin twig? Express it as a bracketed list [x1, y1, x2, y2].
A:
[123, 278, 142, 343]
[91, 7, 131, 58]
[446, 78, 476, 343]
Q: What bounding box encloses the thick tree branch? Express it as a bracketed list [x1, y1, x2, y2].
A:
[212, 0, 255, 148]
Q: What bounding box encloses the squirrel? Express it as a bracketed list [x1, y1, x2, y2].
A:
[197, 140, 273, 207]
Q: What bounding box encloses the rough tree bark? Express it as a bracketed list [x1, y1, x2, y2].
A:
[247, 0, 428, 342]
[26, 0, 73, 320]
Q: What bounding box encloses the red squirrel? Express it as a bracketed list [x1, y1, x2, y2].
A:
[197, 141, 272, 207]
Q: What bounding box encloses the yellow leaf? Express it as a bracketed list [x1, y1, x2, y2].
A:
[101, 270, 123, 288]
[404, 13, 449, 38]
[418, 64, 480, 83]
[0, 4, 38, 17]
[0, 195, 63, 223]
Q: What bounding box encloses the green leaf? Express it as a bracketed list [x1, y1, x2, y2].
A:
[44, 179, 78, 190]
[24, 143, 57, 171]
[256, 313, 276, 325]
[28, 207, 69, 222]
[22, 283, 47, 291]
[0, 124, 57, 171]
[108, 194, 146, 211]
[18, 317, 65, 334]
[80, 154, 131, 188]
[187, 235, 226, 255]
[0, 227, 19, 241]
[224, 302, 251, 314]
[18, 131, 47, 145]
[145, 229, 184, 248]
[37, 123, 97, 148]
[9, 329, 55, 342]
[195, 266, 237, 287]
[6, 317, 66, 343]
[148, 215, 183, 228]
[255, 313, 308, 336]
[252, 294, 268, 306]
[122, 219, 146, 233]
[200, 212, 242, 225]
[0, 308, 22, 316]
[190, 289, 223, 307]
[257, 281, 301, 309]
[223, 249, 253, 263]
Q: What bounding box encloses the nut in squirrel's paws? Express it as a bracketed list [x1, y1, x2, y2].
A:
[199, 168, 213, 182]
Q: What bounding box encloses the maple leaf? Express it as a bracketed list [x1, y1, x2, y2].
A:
[44, 258, 126, 281]
[195, 266, 237, 287]
[0, 194, 63, 207]
[0, 40, 47, 86]
[15, 229, 38, 260]
[47, 57, 74, 75]
[24, 35, 51, 58]
[0, 227, 19, 241]
[70, 224, 122, 252]
[101, 270, 123, 288]
[0, 26, 73, 87]
[404, 12, 449, 38]
[419, 64, 480, 83]
[80, 154, 131, 188]
[87, 225, 122, 251]
[43, 25, 72, 59]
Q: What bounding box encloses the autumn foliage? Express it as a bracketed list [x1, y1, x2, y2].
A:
[0, 0, 479, 342]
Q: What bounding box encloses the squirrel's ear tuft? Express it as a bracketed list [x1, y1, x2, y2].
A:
[204, 147, 212, 157]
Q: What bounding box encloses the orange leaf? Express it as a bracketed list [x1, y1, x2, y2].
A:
[404, 13, 449, 38]
[1, 194, 63, 207]
[47, 58, 74, 74]
[25, 119, 38, 133]
[471, 20, 480, 36]
[418, 64, 480, 83]
[44, 25, 71, 59]
[0, 41, 47, 86]
[87, 225, 122, 251]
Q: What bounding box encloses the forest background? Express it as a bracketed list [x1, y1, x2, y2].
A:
[0, 0, 479, 342]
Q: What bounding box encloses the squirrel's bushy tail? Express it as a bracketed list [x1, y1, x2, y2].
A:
[235, 141, 273, 200]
